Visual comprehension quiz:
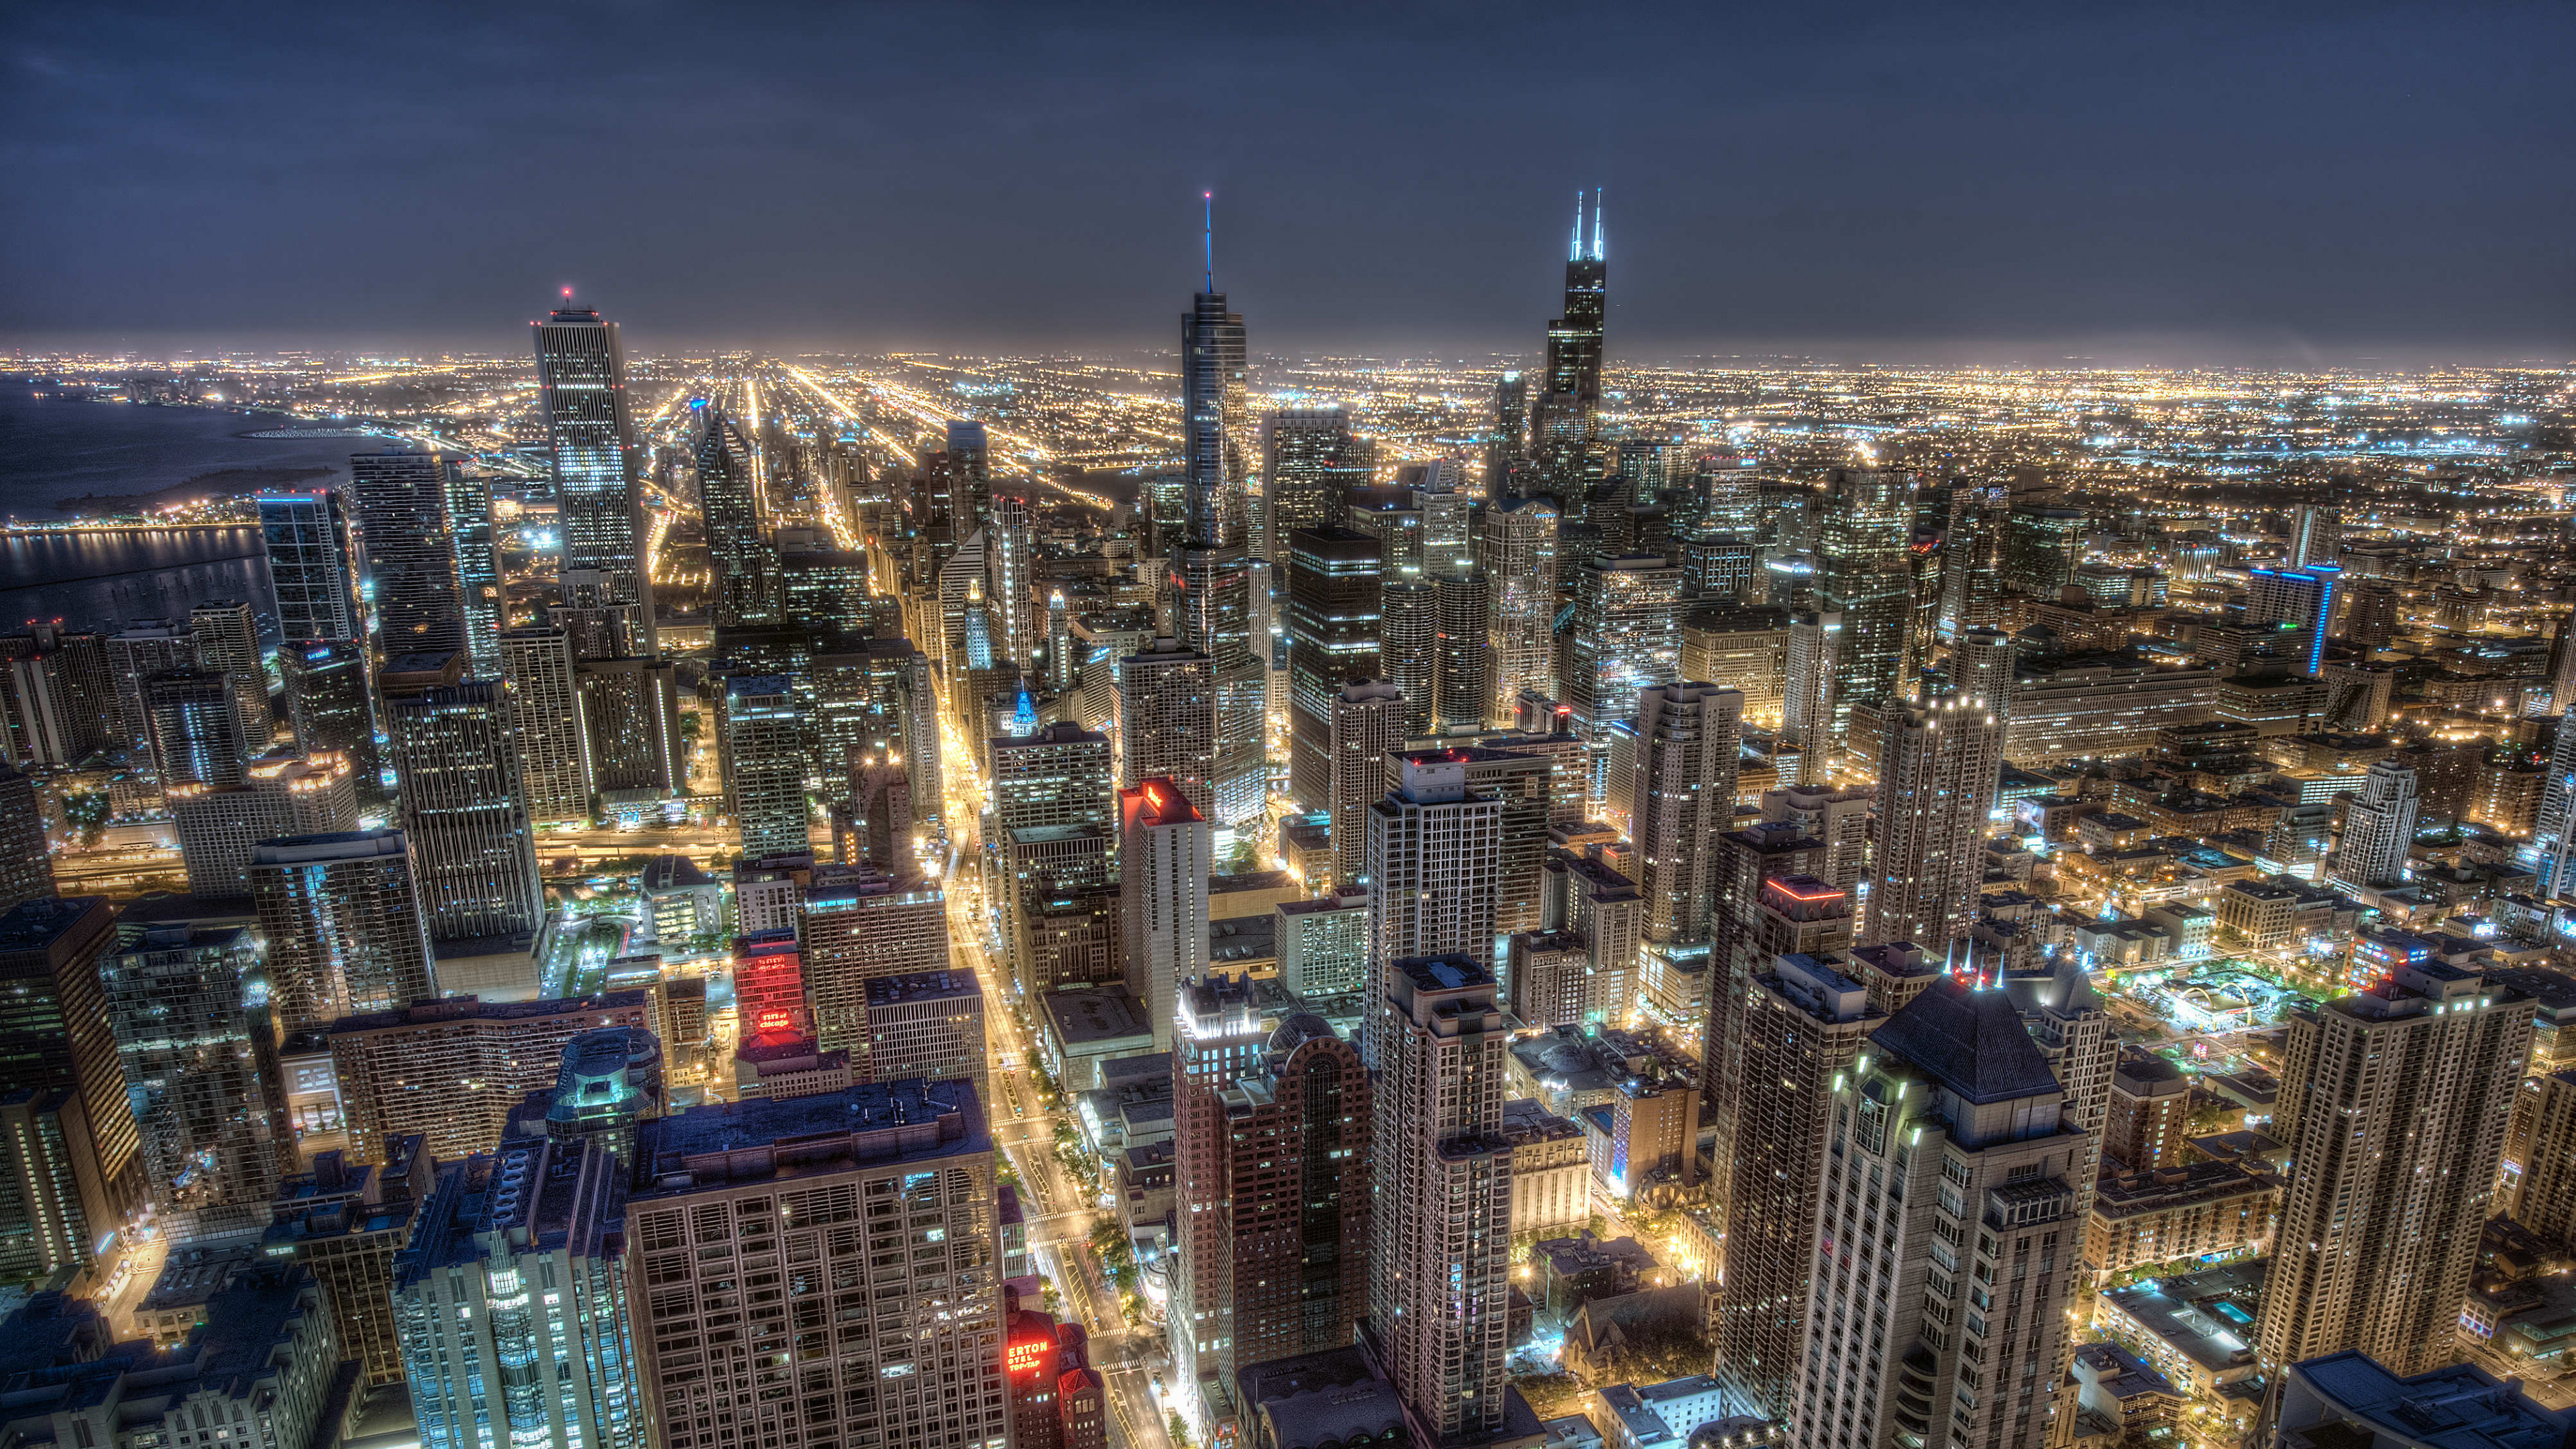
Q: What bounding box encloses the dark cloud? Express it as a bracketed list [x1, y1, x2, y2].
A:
[5, 0, 2571, 362]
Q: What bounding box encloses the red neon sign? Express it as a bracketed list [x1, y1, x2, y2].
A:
[1007, 1339, 1051, 1377]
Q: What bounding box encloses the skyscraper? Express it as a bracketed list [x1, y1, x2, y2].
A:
[1263, 407, 1370, 560]
[2246, 565, 2343, 676]
[720, 676, 810, 859]
[190, 600, 272, 752]
[394, 1135, 648, 1449]
[348, 445, 468, 657]
[1479, 496, 1560, 720]
[1487, 370, 1528, 487]
[1528, 191, 1607, 505]
[991, 722, 1114, 836]
[800, 862, 949, 1061]
[282, 640, 384, 805]
[0, 765, 54, 912]
[99, 920, 288, 1237]
[258, 490, 361, 645]
[2288, 502, 2342, 570]
[2533, 717, 2576, 906]
[250, 828, 437, 1033]
[0, 625, 117, 766]
[170, 749, 360, 897]
[499, 627, 593, 825]
[443, 466, 504, 678]
[1379, 579, 1436, 739]
[1169, 546, 1265, 826]
[1433, 572, 1491, 734]
[578, 656, 684, 796]
[381, 666, 545, 943]
[0, 898, 144, 1230]
[148, 667, 252, 789]
[1116, 639, 1215, 818]
[1285, 527, 1383, 809]
[1364, 753, 1503, 977]
[534, 298, 656, 656]
[1813, 467, 1917, 749]
[2327, 760, 2420, 891]
[1781, 610, 1840, 786]
[1627, 683, 1745, 946]
[1329, 680, 1407, 890]
[1169, 994, 1371, 1419]
[698, 407, 782, 630]
[1368, 954, 1515, 1445]
[1177, 222, 1265, 830]
[1120, 780, 1210, 1052]
[1863, 696, 2002, 949]
[2259, 962, 2533, 1377]
[107, 621, 197, 761]
[1792, 977, 2088, 1449]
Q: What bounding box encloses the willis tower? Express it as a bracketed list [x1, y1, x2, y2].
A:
[1528, 190, 1606, 506]
[1173, 197, 1266, 829]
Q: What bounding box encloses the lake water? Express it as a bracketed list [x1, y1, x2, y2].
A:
[0, 388, 343, 631]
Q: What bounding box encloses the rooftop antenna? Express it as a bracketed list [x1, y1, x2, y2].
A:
[1591, 188, 1604, 261]
[1570, 190, 1585, 262]
[1203, 192, 1214, 294]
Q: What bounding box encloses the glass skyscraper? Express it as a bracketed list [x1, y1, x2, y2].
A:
[535, 299, 657, 657]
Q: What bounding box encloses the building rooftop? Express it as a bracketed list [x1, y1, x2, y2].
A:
[1869, 975, 2063, 1106]
[631, 1077, 988, 1196]
[1042, 987, 1153, 1047]
[326, 990, 650, 1035]
[2284, 1349, 2576, 1448]
[862, 969, 981, 1008]
[2100, 1258, 2268, 1379]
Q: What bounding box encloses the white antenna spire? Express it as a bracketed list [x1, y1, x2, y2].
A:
[1570, 191, 1584, 262]
[1591, 188, 1604, 261]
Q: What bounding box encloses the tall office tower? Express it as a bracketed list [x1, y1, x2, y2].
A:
[0, 899, 144, 1229]
[1715, 952, 1882, 1417]
[2259, 962, 2534, 1377]
[381, 671, 545, 943]
[1627, 683, 1746, 945]
[2534, 718, 2576, 903]
[719, 676, 810, 858]
[1121, 780, 1210, 1052]
[394, 1135, 647, 1449]
[987, 493, 1033, 668]
[1812, 467, 1917, 745]
[1284, 527, 1383, 808]
[443, 467, 504, 678]
[1864, 697, 2000, 949]
[1116, 639, 1216, 817]
[0, 765, 52, 911]
[1487, 371, 1529, 487]
[1169, 995, 1372, 1414]
[331, 992, 654, 1165]
[698, 408, 782, 630]
[2288, 501, 2342, 569]
[623, 1083, 1003, 1449]
[1170, 547, 1265, 827]
[2000, 502, 2084, 598]
[1564, 553, 1684, 797]
[2326, 761, 2420, 891]
[1364, 753, 1503, 977]
[1528, 191, 1608, 504]
[0, 625, 115, 766]
[258, 490, 362, 645]
[2246, 564, 2343, 676]
[1481, 496, 1561, 722]
[170, 750, 360, 897]
[1183, 256, 1252, 553]
[1764, 783, 1873, 895]
[1264, 408, 1370, 559]
[348, 445, 469, 657]
[190, 600, 273, 751]
[264, 1136, 435, 1389]
[498, 627, 592, 824]
[1368, 954, 1515, 1444]
[1379, 580, 1437, 738]
[859, 972, 986, 1108]
[100, 919, 288, 1236]
[148, 668, 252, 788]
[1937, 484, 2005, 638]
[800, 862, 949, 1059]
[1329, 680, 1407, 889]
[1045, 590, 1073, 691]
[533, 299, 655, 656]
[1792, 977, 2086, 1449]
[1902, 519, 1946, 692]
[252, 829, 436, 1032]
[107, 621, 197, 759]
[917, 419, 992, 548]
[281, 640, 384, 804]
[1433, 572, 1491, 735]
[578, 657, 684, 795]
[1173, 244, 1263, 828]
[992, 722, 1114, 835]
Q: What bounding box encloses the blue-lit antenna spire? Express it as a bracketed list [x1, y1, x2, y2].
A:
[1570, 190, 1585, 261]
[1591, 188, 1604, 261]
[1203, 191, 1214, 294]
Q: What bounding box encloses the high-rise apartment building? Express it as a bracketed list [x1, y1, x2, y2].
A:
[2246, 565, 2343, 677]
[1564, 552, 1683, 739]
[1368, 954, 1516, 1444]
[535, 299, 655, 656]
[252, 828, 435, 1032]
[1116, 639, 1215, 817]
[148, 667, 252, 789]
[258, 490, 362, 645]
[0, 898, 143, 1231]
[282, 640, 384, 804]
[2259, 962, 2533, 1378]
[1169, 989, 1371, 1424]
[1433, 572, 1491, 735]
[1379, 579, 1436, 739]
[394, 1134, 648, 1449]
[1782, 608, 1841, 785]
[190, 600, 273, 753]
[0, 765, 54, 912]
[1285, 527, 1383, 808]
[1715, 951, 1882, 1417]
[1627, 683, 1745, 946]
[108, 621, 197, 760]
[329, 991, 655, 1165]
[1121, 780, 1210, 1052]
[381, 665, 545, 943]
[1813, 467, 1917, 750]
[861, 971, 987, 1107]
[624, 1081, 1004, 1449]
[1329, 680, 1406, 889]
[1481, 496, 1561, 722]
[101, 920, 289, 1238]
[2326, 760, 2419, 891]
[0, 625, 116, 766]
[1864, 696, 2002, 950]
[170, 749, 360, 896]
[800, 862, 950, 1059]
[500, 627, 594, 824]
[1263, 407, 1370, 559]
[349, 445, 469, 657]
[720, 675, 810, 858]
[1363, 753, 1503, 977]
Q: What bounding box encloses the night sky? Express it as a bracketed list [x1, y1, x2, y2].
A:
[7, 1, 2573, 362]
